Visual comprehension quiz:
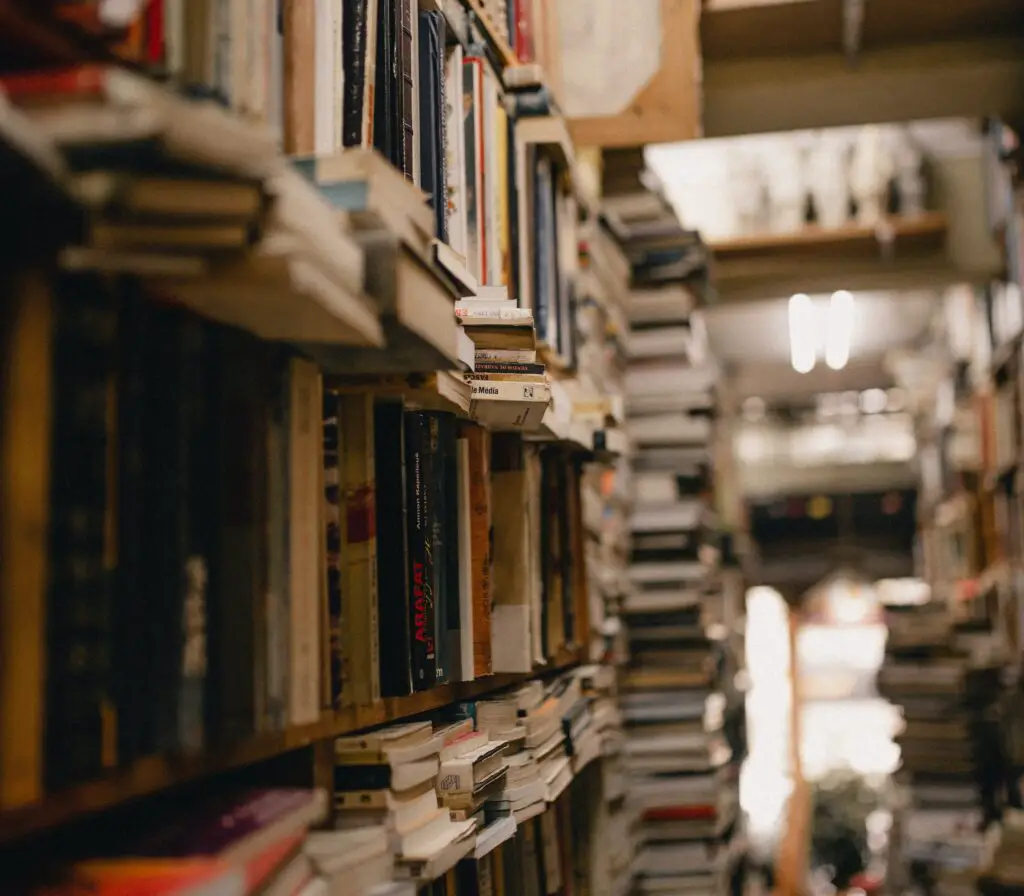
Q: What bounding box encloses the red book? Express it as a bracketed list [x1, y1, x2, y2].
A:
[145, 0, 164, 66]
[642, 804, 717, 822]
[514, 0, 535, 62]
[0, 64, 114, 101]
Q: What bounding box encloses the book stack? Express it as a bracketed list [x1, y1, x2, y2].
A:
[456, 293, 552, 429]
[978, 810, 1024, 896]
[878, 602, 1004, 891]
[601, 149, 711, 298]
[52, 788, 330, 894]
[333, 721, 478, 882]
[0, 65, 388, 353]
[608, 170, 728, 895]
[291, 150, 466, 373]
[474, 676, 580, 811]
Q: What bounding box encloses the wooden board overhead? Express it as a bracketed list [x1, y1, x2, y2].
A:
[702, 0, 1024, 62]
[557, 0, 702, 149]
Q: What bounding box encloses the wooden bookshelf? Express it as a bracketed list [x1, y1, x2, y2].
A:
[0, 647, 584, 844]
[710, 212, 948, 261]
[709, 212, 952, 302]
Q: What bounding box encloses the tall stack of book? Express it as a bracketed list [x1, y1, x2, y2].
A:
[576, 211, 632, 664]
[610, 162, 729, 896]
[878, 601, 1004, 894]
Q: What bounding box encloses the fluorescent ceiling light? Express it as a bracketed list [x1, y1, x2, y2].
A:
[788, 293, 818, 374]
[825, 290, 854, 371]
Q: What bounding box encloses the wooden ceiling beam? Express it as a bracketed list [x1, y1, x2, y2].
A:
[703, 36, 1024, 138]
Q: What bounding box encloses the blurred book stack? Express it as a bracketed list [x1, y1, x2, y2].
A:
[332, 721, 478, 882]
[52, 788, 330, 895]
[575, 212, 633, 668]
[978, 809, 1024, 896]
[608, 157, 731, 896]
[879, 602, 1004, 893]
[0, 65, 397, 353]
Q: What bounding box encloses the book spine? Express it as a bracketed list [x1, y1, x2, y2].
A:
[46, 274, 119, 790]
[464, 425, 492, 678]
[339, 393, 381, 705]
[474, 349, 536, 363]
[456, 435, 474, 682]
[439, 413, 460, 684]
[265, 354, 291, 731]
[341, 0, 367, 146]
[322, 390, 344, 707]
[404, 412, 437, 689]
[288, 358, 323, 726]
[179, 313, 214, 751]
[208, 326, 266, 747]
[474, 362, 546, 375]
[374, 401, 413, 697]
[427, 413, 450, 686]
[397, 0, 415, 179]
[0, 270, 52, 809]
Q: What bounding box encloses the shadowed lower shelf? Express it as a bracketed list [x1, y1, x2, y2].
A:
[0, 647, 583, 844]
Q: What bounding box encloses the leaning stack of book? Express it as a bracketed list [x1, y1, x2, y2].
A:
[601, 149, 712, 298]
[613, 180, 728, 894]
[0, 65, 387, 352]
[456, 294, 551, 430]
[576, 212, 632, 666]
[878, 602, 1004, 892]
[333, 722, 478, 883]
[46, 788, 330, 895]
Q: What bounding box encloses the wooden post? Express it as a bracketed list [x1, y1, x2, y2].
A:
[775, 607, 809, 896]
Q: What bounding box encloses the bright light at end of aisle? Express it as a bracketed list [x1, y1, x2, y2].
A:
[788, 293, 818, 374]
[825, 290, 855, 371]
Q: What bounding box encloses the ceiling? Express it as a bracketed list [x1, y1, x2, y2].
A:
[704, 290, 937, 401]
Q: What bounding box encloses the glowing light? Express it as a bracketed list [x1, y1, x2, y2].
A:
[825, 290, 855, 371]
[788, 293, 819, 374]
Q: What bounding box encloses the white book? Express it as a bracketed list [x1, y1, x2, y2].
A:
[630, 500, 707, 533]
[482, 66, 501, 285]
[474, 816, 517, 859]
[444, 45, 468, 257]
[313, 0, 335, 154]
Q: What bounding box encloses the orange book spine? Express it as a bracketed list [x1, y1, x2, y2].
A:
[465, 424, 493, 676]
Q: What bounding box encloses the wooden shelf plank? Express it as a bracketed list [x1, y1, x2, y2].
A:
[710, 211, 948, 260]
[702, 0, 1024, 63]
[0, 648, 583, 844]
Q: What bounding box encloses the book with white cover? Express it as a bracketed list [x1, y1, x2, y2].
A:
[474, 815, 518, 859]
[626, 413, 712, 447]
[628, 561, 707, 585]
[624, 363, 714, 397]
[304, 826, 390, 875]
[438, 742, 508, 792]
[626, 326, 694, 360]
[468, 380, 551, 429]
[394, 817, 476, 880]
[630, 500, 707, 533]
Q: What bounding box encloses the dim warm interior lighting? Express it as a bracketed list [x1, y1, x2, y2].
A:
[788, 293, 818, 374]
[825, 290, 854, 371]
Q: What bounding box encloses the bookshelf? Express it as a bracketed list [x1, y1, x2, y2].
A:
[0, 4, 724, 895]
[709, 211, 949, 261]
[0, 647, 583, 845]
